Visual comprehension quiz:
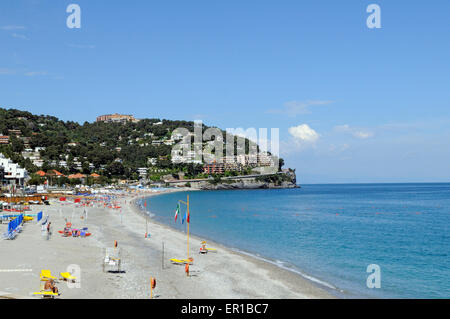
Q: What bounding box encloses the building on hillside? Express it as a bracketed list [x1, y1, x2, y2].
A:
[33, 159, 44, 168]
[203, 162, 224, 175]
[21, 136, 31, 148]
[68, 173, 86, 183]
[152, 140, 164, 146]
[0, 136, 10, 144]
[172, 133, 184, 141]
[46, 170, 64, 178]
[163, 139, 175, 146]
[147, 158, 157, 166]
[137, 168, 148, 179]
[73, 161, 83, 170]
[22, 149, 44, 167]
[0, 154, 28, 186]
[257, 153, 275, 167]
[96, 113, 139, 124]
[90, 173, 101, 179]
[67, 142, 79, 147]
[35, 170, 46, 177]
[8, 129, 21, 137]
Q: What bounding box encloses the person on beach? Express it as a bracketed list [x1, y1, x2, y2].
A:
[46, 222, 52, 240]
[44, 279, 59, 294]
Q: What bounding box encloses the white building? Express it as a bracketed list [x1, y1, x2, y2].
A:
[0, 154, 28, 186]
[137, 167, 148, 179]
[164, 139, 175, 146]
[152, 140, 164, 146]
[171, 149, 202, 164]
[147, 158, 157, 166]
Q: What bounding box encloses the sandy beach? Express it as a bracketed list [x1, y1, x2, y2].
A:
[0, 188, 333, 299]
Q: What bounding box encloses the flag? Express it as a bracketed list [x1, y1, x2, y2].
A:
[174, 203, 180, 222]
[187, 208, 190, 223]
[182, 208, 187, 224]
[182, 207, 190, 224]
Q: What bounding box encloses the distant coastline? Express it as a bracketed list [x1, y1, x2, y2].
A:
[163, 170, 300, 190]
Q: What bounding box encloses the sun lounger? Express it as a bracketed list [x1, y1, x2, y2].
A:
[206, 248, 217, 252]
[40, 270, 57, 281]
[170, 258, 193, 265]
[2, 231, 17, 240]
[60, 272, 76, 282]
[41, 215, 48, 225]
[32, 291, 60, 299]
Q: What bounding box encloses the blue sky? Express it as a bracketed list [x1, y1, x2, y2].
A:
[1, 0, 449, 183]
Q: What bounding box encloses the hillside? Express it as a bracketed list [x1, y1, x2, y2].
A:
[0, 108, 284, 184]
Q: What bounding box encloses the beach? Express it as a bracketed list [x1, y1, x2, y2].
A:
[0, 188, 333, 299]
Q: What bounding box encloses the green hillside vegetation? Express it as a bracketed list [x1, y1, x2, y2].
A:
[0, 108, 279, 183]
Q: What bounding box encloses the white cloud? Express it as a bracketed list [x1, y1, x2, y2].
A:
[288, 124, 319, 143]
[334, 124, 374, 139]
[267, 100, 333, 117]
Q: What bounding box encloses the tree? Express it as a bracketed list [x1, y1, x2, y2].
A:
[106, 161, 125, 178]
[27, 174, 45, 186]
[10, 135, 24, 153]
[278, 158, 285, 171]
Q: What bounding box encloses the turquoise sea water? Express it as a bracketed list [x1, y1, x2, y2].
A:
[139, 184, 450, 298]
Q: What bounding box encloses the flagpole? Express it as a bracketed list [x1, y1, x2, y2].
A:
[187, 194, 190, 260]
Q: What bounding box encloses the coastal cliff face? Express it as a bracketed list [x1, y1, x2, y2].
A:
[189, 170, 299, 190]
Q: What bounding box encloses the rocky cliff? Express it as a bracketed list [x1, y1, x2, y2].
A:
[189, 170, 299, 190]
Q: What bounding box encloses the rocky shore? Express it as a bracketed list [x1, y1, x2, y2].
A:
[189, 170, 300, 190]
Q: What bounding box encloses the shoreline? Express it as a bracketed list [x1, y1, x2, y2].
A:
[0, 187, 335, 299]
[131, 188, 339, 299]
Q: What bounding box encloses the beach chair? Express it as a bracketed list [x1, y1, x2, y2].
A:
[23, 216, 34, 222]
[32, 291, 60, 299]
[41, 215, 49, 226]
[170, 258, 193, 265]
[60, 272, 77, 283]
[2, 230, 17, 240]
[40, 270, 57, 281]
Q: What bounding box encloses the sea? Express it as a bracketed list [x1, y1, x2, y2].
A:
[138, 183, 450, 298]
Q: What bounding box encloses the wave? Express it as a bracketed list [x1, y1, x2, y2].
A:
[230, 247, 341, 291]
